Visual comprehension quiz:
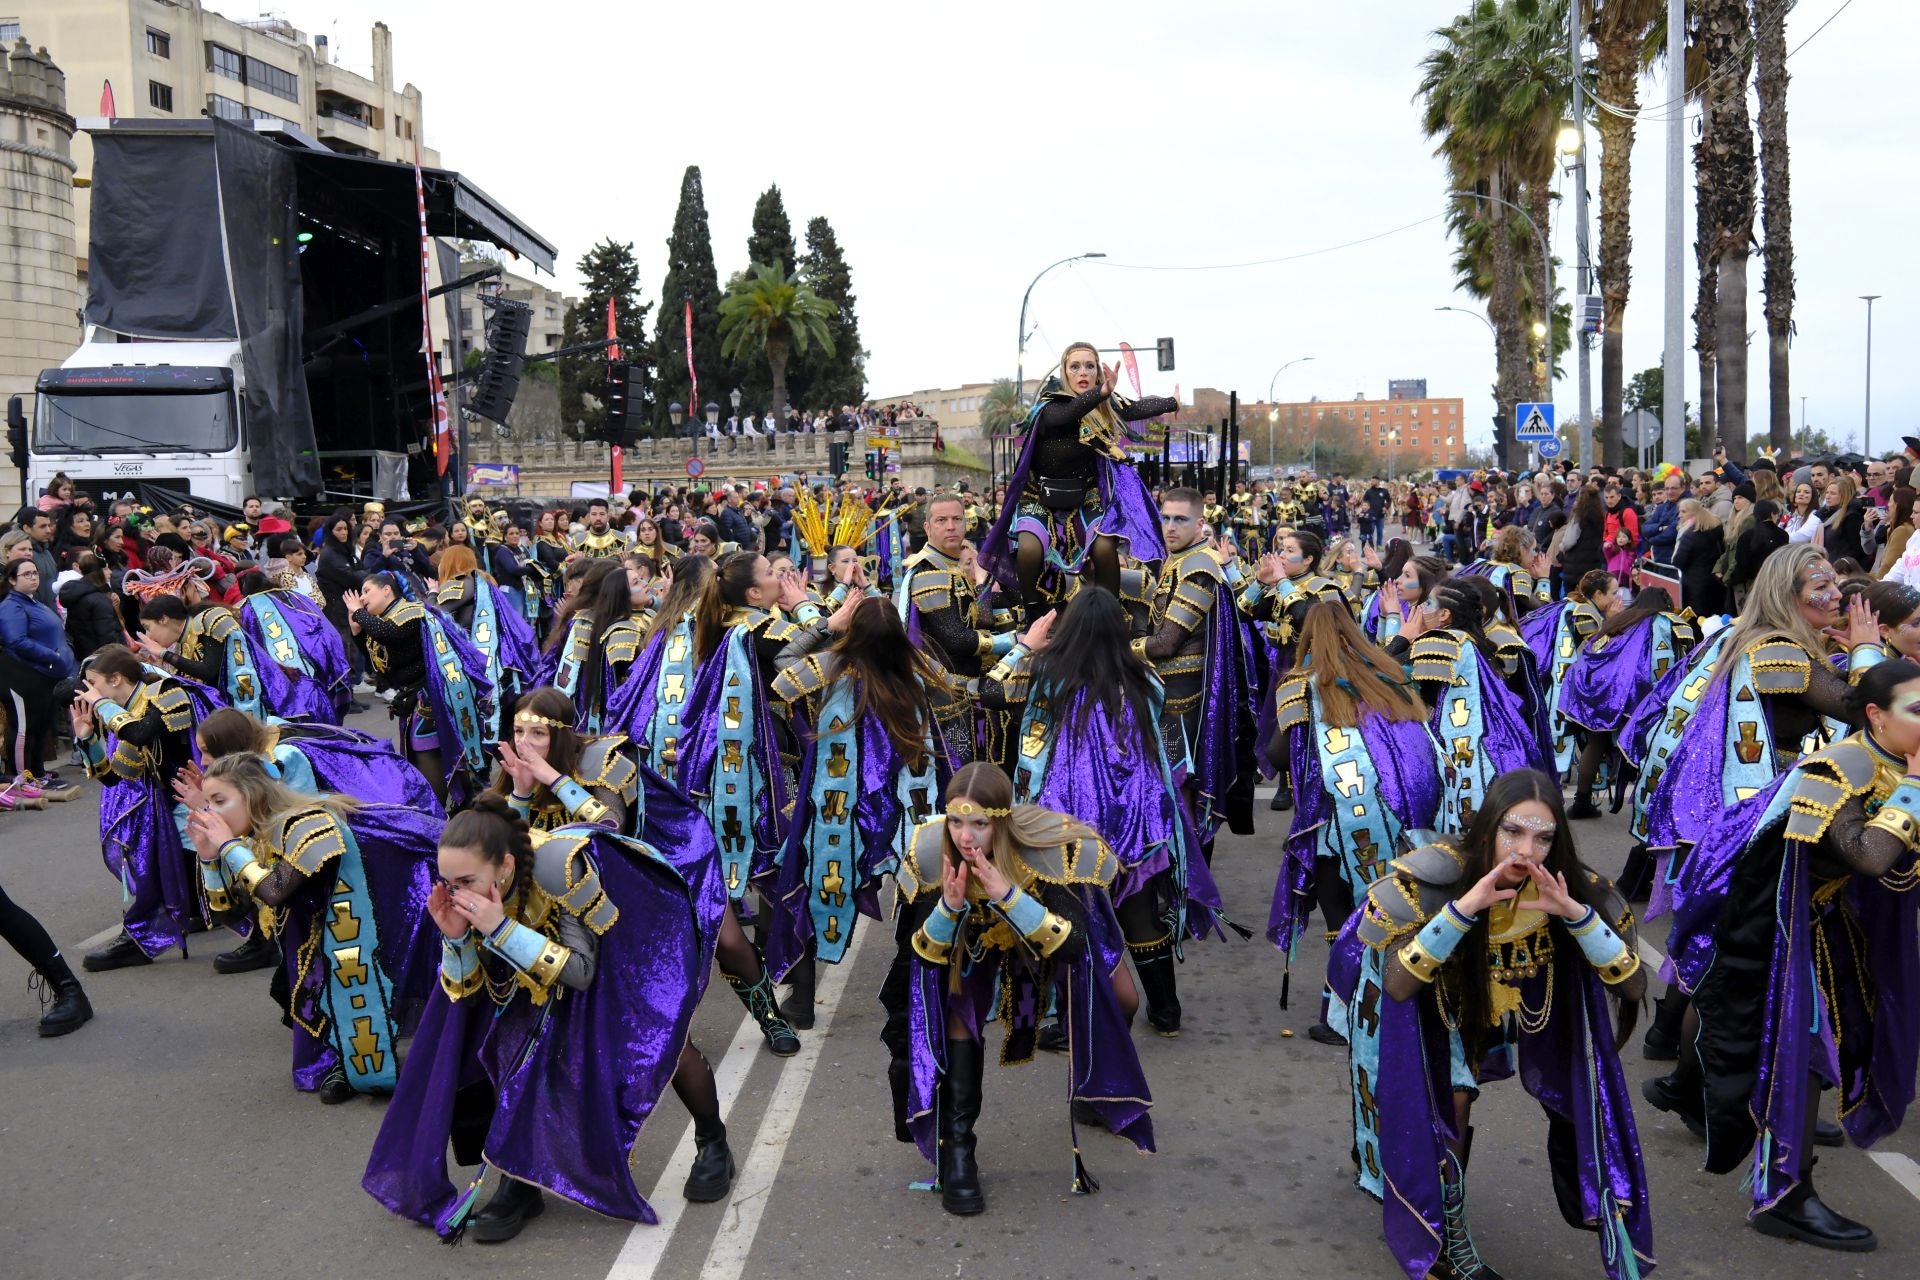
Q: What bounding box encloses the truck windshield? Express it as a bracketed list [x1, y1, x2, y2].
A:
[34, 389, 238, 454]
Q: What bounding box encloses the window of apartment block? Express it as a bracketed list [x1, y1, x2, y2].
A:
[244, 56, 299, 102]
[0, 22, 20, 44]
[544, 306, 555, 320]
[209, 43, 242, 81]
[146, 28, 170, 58]
[148, 80, 172, 111]
[207, 93, 246, 121]
[460, 308, 473, 330]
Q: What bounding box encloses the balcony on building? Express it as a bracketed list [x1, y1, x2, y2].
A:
[316, 90, 379, 156]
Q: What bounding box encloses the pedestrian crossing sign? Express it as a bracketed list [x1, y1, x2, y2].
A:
[1515, 402, 1556, 441]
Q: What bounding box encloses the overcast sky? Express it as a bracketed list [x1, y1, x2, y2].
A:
[312, 0, 1909, 453]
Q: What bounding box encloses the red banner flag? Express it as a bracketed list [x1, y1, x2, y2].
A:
[1118, 342, 1142, 398]
[611, 444, 623, 493]
[606, 297, 620, 362]
[684, 299, 698, 413]
[100, 80, 117, 116]
[413, 150, 452, 476]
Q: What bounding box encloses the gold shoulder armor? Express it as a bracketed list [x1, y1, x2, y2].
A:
[1748, 636, 1813, 694]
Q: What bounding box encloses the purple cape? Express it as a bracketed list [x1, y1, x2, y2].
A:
[1518, 598, 1570, 688]
[275, 804, 445, 1089]
[276, 722, 444, 815]
[1270, 709, 1442, 948]
[240, 589, 352, 720]
[362, 820, 727, 1232]
[1334, 917, 1654, 1280]
[1186, 576, 1260, 838]
[601, 623, 668, 748]
[1016, 683, 1223, 936]
[1560, 616, 1670, 735]
[978, 398, 1165, 594]
[672, 630, 793, 892]
[1667, 765, 1920, 1210]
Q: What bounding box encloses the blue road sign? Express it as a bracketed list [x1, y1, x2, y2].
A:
[1515, 402, 1556, 441]
[1535, 436, 1563, 460]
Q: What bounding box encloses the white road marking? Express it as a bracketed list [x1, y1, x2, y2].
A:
[1867, 1152, 1920, 1205]
[1637, 937, 1666, 973]
[696, 925, 870, 1280]
[604, 1005, 757, 1280]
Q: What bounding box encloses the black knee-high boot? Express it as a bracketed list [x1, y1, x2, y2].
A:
[1431, 1146, 1506, 1279]
[781, 940, 817, 1031]
[939, 1037, 985, 1216]
[1643, 985, 1689, 1060]
[1129, 935, 1181, 1036]
[889, 1057, 914, 1144]
[725, 968, 801, 1057]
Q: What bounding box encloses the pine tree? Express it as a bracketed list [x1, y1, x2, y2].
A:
[746, 184, 797, 277]
[797, 216, 865, 411]
[558, 239, 652, 440]
[652, 165, 727, 435]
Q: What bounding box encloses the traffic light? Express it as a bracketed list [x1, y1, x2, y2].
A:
[864, 449, 878, 480]
[1155, 337, 1175, 372]
[603, 361, 635, 444]
[828, 439, 849, 477]
[5, 395, 25, 469]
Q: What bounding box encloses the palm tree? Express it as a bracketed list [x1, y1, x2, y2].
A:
[716, 262, 837, 422]
[979, 378, 1025, 437]
[1588, 0, 1664, 468]
[1700, 0, 1755, 462]
[1418, 0, 1571, 471]
[1754, 0, 1793, 456]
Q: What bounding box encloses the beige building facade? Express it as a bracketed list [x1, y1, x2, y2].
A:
[457, 260, 571, 360]
[4, 1, 438, 286]
[0, 38, 80, 505]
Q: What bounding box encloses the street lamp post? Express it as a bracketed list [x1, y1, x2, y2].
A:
[1264, 356, 1315, 475]
[1016, 253, 1106, 410]
[1861, 295, 1882, 455]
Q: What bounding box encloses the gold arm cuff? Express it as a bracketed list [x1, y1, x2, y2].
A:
[439, 963, 485, 1001]
[1865, 804, 1920, 851]
[1595, 948, 1643, 986]
[572, 796, 612, 826]
[1024, 910, 1074, 959]
[523, 938, 572, 995]
[1129, 637, 1148, 662]
[103, 708, 137, 736]
[912, 928, 956, 965]
[204, 885, 234, 913]
[234, 857, 273, 895]
[1397, 936, 1446, 984]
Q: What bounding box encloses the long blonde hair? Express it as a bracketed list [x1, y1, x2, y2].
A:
[1678, 498, 1721, 533]
[1823, 475, 1859, 531]
[204, 753, 358, 838]
[1709, 542, 1834, 690]
[943, 762, 1096, 868]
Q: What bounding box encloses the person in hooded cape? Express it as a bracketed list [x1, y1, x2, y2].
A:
[1328, 769, 1653, 1280]
[1518, 569, 1618, 780]
[238, 560, 354, 720]
[1270, 601, 1444, 1048]
[977, 586, 1226, 1039]
[880, 763, 1153, 1218]
[186, 754, 443, 1102]
[345, 571, 496, 810]
[1559, 585, 1698, 822]
[436, 544, 540, 736]
[979, 343, 1174, 621]
[765, 596, 966, 1017]
[1379, 578, 1553, 833]
[69, 644, 229, 972]
[1649, 659, 1920, 1254]
[362, 795, 734, 1242]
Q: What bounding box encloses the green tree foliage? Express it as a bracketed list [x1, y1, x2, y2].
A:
[796, 216, 866, 411]
[653, 166, 727, 434]
[736, 185, 799, 412]
[557, 240, 651, 439]
[718, 263, 837, 426]
[979, 379, 1025, 437]
[746, 184, 798, 278]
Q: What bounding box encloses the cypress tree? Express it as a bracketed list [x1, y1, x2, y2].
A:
[652, 165, 727, 435]
[737, 185, 798, 412]
[746, 184, 797, 277]
[798, 216, 866, 411]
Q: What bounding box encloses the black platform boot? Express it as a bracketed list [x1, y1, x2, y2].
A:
[81, 930, 153, 973]
[939, 1037, 986, 1216]
[1754, 1171, 1877, 1251]
[470, 1176, 546, 1244]
[780, 951, 816, 1031]
[318, 1063, 356, 1105]
[213, 926, 281, 975]
[725, 968, 801, 1057]
[1642, 986, 1688, 1061]
[1640, 1065, 1706, 1139]
[1130, 936, 1181, 1036]
[683, 1115, 736, 1202]
[1430, 1147, 1507, 1279]
[1269, 779, 1293, 813]
[889, 1058, 914, 1143]
[34, 954, 92, 1038]
[1617, 843, 1654, 903]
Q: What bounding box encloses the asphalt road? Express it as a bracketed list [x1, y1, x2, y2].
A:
[4, 725, 1920, 1280]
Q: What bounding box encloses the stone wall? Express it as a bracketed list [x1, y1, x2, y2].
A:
[0, 39, 79, 509]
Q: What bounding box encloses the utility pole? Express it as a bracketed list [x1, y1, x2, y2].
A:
[1662, 0, 1686, 467]
[1570, 0, 1594, 470]
[1861, 295, 1882, 455]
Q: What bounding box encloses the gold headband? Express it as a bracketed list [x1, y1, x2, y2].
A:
[947, 799, 1010, 819]
[513, 711, 571, 730]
